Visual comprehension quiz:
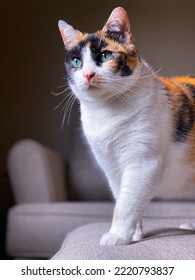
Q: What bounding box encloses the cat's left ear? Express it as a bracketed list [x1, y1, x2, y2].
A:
[58, 20, 82, 49]
[102, 7, 133, 44]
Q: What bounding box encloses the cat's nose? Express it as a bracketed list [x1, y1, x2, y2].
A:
[84, 72, 95, 81]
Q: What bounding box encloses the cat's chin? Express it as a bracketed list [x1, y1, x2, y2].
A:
[71, 83, 110, 102]
[87, 86, 110, 98]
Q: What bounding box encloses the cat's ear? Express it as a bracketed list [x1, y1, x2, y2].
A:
[58, 20, 82, 49]
[102, 7, 133, 44]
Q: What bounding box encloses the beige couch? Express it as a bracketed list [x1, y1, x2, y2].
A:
[6, 137, 195, 259]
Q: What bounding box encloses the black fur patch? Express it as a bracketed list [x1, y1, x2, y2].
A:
[86, 34, 107, 49]
[187, 84, 195, 99]
[174, 93, 194, 142]
[128, 50, 137, 58]
[88, 35, 107, 66]
[116, 56, 132, 76]
[106, 30, 126, 43]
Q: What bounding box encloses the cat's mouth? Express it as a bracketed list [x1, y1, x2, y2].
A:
[81, 79, 102, 91]
[87, 82, 101, 91]
[88, 84, 99, 90]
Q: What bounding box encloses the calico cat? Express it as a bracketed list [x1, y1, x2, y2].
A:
[58, 7, 195, 245]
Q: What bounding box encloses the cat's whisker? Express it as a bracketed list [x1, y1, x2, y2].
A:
[107, 80, 154, 108]
[107, 77, 158, 99]
[133, 85, 157, 96]
[51, 85, 71, 97]
[61, 93, 77, 127]
[119, 94, 136, 107]
[107, 85, 137, 107]
[108, 81, 139, 98]
[67, 95, 77, 124]
[61, 94, 74, 114]
[106, 67, 162, 83]
[53, 96, 69, 111]
[62, 76, 68, 81]
[52, 85, 77, 126]
[53, 92, 72, 111]
[132, 67, 163, 80]
[57, 84, 68, 89]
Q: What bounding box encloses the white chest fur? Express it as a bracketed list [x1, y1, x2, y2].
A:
[80, 78, 170, 194]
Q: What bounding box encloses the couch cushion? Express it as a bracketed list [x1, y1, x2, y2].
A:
[6, 202, 113, 258]
[6, 201, 195, 259]
[52, 201, 195, 260]
[52, 220, 195, 260]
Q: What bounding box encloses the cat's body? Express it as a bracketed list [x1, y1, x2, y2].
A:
[58, 7, 195, 245]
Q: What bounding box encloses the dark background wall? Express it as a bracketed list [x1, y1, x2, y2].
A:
[0, 0, 195, 258]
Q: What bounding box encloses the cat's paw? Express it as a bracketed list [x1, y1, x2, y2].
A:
[132, 229, 143, 242]
[179, 222, 195, 230]
[100, 232, 130, 246]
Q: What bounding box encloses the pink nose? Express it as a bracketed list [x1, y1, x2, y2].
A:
[84, 72, 95, 81]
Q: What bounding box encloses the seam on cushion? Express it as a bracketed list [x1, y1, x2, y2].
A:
[10, 211, 112, 219]
[10, 211, 195, 219]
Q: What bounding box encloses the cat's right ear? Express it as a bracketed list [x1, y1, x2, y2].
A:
[58, 20, 82, 49]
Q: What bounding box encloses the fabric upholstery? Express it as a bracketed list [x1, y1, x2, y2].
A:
[52, 201, 195, 260]
[52, 222, 195, 260]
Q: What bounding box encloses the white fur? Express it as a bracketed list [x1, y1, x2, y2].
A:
[69, 46, 194, 245]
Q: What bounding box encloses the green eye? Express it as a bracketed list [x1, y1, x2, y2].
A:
[71, 57, 82, 68]
[101, 51, 112, 62]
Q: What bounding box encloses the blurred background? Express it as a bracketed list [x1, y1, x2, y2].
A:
[0, 0, 195, 259]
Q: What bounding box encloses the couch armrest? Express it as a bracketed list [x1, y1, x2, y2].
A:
[7, 139, 67, 203]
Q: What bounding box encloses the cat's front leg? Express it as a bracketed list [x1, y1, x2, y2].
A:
[100, 158, 161, 246]
[100, 201, 139, 246]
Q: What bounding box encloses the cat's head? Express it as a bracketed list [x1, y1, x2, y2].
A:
[58, 7, 140, 103]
